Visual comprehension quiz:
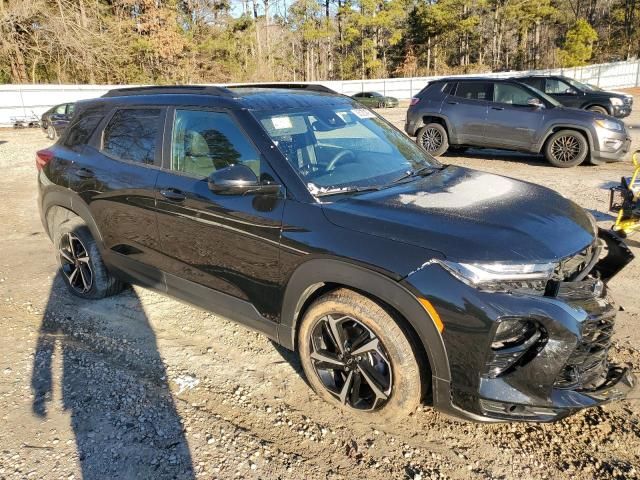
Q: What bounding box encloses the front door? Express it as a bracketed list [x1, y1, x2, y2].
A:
[484, 82, 544, 150]
[154, 108, 285, 319]
[544, 77, 583, 108]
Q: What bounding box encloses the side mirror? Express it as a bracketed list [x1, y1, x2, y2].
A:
[208, 164, 280, 196]
[565, 88, 578, 95]
[527, 97, 544, 109]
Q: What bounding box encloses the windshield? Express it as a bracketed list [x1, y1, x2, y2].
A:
[254, 104, 440, 195]
[565, 77, 601, 92]
[524, 84, 562, 107]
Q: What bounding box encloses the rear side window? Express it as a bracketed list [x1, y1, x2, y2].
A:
[62, 105, 106, 151]
[102, 108, 162, 165]
[454, 82, 492, 101]
[416, 82, 449, 97]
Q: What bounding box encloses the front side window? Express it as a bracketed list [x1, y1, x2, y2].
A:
[493, 83, 536, 107]
[254, 104, 440, 195]
[66, 104, 75, 116]
[102, 108, 162, 164]
[454, 82, 492, 101]
[545, 78, 573, 94]
[171, 109, 261, 178]
[54, 104, 67, 115]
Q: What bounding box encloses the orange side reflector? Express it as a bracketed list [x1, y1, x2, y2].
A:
[418, 298, 444, 333]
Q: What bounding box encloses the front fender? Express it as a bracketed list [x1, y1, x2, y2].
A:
[537, 123, 595, 153]
[277, 258, 451, 383]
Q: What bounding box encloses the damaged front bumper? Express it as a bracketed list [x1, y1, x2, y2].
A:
[404, 229, 636, 422]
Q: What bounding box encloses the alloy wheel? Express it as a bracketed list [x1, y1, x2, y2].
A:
[420, 127, 443, 152]
[47, 126, 56, 140]
[308, 314, 393, 411]
[550, 135, 581, 164]
[59, 232, 93, 294]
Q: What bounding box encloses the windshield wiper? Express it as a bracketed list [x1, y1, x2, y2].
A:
[315, 185, 382, 197]
[391, 165, 438, 184]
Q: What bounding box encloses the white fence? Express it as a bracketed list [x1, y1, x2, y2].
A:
[1, 59, 639, 126]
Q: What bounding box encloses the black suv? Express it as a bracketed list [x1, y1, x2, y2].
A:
[406, 78, 631, 167]
[517, 75, 633, 118]
[37, 85, 635, 422]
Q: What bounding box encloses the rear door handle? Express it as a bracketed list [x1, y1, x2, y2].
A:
[491, 106, 505, 110]
[75, 167, 94, 178]
[447, 101, 459, 105]
[160, 188, 186, 202]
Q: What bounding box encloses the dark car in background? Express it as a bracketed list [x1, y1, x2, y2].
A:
[351, 91, 398, 108]
[37, 85, 634, 423]
[41, 102, 75, 140]
[406, 77, 631, 167]
[517, 75, 633, 118]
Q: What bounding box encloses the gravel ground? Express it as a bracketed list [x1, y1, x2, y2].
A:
[1, 97, 640, 480]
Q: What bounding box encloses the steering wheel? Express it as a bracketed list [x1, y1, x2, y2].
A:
[327, 150, 357, 171]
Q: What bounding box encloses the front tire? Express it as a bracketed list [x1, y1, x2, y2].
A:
[53, 217, 125, 299]
[587, 105, 609, 115]
[544, 130, 589, 167]
[298, 289, 423, 422]
[416, 123, 449, 157]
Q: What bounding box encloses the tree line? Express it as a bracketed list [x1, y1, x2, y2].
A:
[0, 0, 638, 84]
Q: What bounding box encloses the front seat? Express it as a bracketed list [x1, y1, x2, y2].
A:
[184, 130, 215, 177]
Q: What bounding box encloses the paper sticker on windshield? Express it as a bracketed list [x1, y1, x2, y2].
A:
[351, 108, 376, 119]
[272, 116, 292, 129]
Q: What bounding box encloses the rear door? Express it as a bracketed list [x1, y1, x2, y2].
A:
[69, 106, 166, 287]
[153, 107, 285, 319]
[484, 82, 544, 150]
[443, 81, 491, 144]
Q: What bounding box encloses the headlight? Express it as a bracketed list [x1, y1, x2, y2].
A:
[595, 118, 623, 131]
[610, 97, 623, 106]
[440, 260, 556, 294]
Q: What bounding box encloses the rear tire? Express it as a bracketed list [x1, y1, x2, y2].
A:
[298, 289, 423, 422]
[416, 123, 449, 157]
[587, 105, 609, 115]
[544, 130, 589, 168]
[53, 217, 125, 299]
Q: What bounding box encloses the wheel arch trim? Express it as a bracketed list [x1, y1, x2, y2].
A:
[277, 258, 451, 382]
[538, 124, 594, 153]
[41, 190, 104, 248]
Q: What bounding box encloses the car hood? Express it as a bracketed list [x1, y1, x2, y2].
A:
[321, 166, 595, 263]
[601, 90, 633, 100]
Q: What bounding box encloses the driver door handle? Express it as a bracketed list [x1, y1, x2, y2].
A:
[491, 106, 505, 110]
[160, 188, 186, 202]
[447, 101, 459, 105]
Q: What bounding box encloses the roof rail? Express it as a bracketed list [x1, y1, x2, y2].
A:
[102, 85, 236, 98]
[226, 83, 338, 94]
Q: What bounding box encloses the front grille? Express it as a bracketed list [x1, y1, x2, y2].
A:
[554, 299, 616, 390]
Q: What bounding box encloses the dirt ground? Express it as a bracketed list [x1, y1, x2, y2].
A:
[1, 98, 640, 480]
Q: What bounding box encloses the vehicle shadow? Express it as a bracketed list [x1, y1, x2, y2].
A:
[31, 272, 194, 479]
[269, 340, 307, 380]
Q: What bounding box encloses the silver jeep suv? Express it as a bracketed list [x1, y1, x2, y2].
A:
[405, 78, 631, 167]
